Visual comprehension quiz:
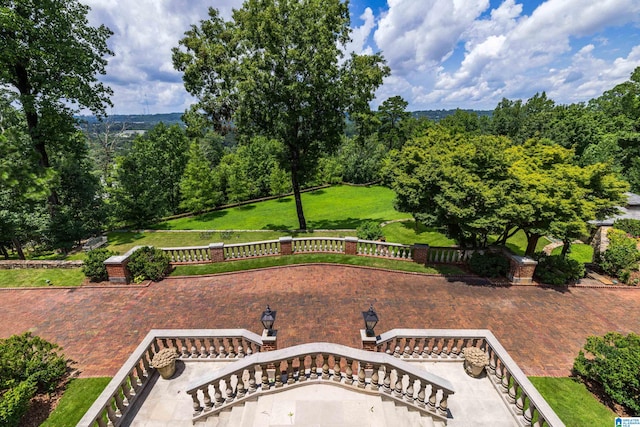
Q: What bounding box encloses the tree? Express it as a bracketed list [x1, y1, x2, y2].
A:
[179, 141, 223, 213]
[0, 0, 112, 205]
[377, 95, 411, 149]
[173, 0, 389, 229]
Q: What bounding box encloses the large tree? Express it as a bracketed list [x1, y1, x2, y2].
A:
[0, 0, 112, 206]
[173, 0, 389, 229]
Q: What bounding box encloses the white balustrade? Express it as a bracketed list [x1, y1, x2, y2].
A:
[163, 246, 210, 263]
[426, 247, 480, 264]
[357, 239, 413, 260]
[223, 240, 280, 259]
[291, 237, 345, 253]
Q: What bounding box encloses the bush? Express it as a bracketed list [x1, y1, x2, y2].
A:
[614, 218, 640, 237]
[356, 221, 384, 241]
[82, 248, 116, 282]
[0, 378, 37, 427]
[128, 246, 171, 282]
[0, 332, 67, 393]
[600, 229, 640, 278]
[573, 332, 640, 415]
[534, 253, 585, 285]
[468, 251, 509, 277]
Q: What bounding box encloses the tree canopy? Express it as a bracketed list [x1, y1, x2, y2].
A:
[173, 0, 389, 229]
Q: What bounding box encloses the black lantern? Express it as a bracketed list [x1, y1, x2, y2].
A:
[261, 305, 277, 336]
[362, 304, 379, 337]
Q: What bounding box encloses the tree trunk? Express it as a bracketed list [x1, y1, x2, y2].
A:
[524, 233, 540, 257]
[289, 149, 307, 230]
[12, 238, 26, 260]
[0, 245, 8, 260]
[560, 239, 571, 258]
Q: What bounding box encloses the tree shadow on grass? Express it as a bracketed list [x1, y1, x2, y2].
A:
[264, 224, 293, 231]
[307, 189, 326, 196]
[276, 197, 293, 203]
[236, 204, 257, 211]
[107, 232, 145, 246]
[309, 217, 387, 230]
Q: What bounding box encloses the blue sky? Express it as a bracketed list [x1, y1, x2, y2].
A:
[84, 0, 640, 115]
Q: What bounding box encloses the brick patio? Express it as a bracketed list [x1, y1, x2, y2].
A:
[1, 265, 638, 377]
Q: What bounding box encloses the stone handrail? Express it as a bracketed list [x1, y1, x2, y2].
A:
[163, 245, 210, 263]
[224, 239, 280, 259]
[77, 329, 263, 427]
[292, 237, 345, 253]
[357, 239, 413, 260]
[426, 247, 481, 263]
[374, 329, 565, 427]
[187, 341, 454, 424]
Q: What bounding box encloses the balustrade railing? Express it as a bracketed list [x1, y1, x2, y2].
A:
[292, 237, 345, 253]
[187, 342, 454, 424]
[373, 329, 564, 427]
[426, 247, 480, 264]
[224, 240, 280, 259]
[164, 246, 210, 263]
[77, 329, 263, 427]
[358, 239, 413, 260]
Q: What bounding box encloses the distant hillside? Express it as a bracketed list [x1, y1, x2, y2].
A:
[77, 113, 184, 130]
[411, 109, 492, 121]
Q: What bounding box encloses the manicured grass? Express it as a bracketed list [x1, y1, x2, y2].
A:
[529, 377, 616, 427]
[106, 230, 351, 254]
[41, 377, 111, 427]
[551, 244, 594, 264]
[0, 268, 85, 288]
[171, 254, 466, 276]
[492, 230, 550, 256]
[153, 185, 406, 230]
[381, 221, 456, 246]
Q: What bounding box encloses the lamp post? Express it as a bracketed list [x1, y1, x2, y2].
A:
[260, 305, 277, 351]
[362, 304, 379, 337]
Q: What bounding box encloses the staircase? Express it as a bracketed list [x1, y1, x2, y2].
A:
[197, 384, 447, 426]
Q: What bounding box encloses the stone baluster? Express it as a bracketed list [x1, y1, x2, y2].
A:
[202, 386, 213, 411]
[274, 362, 284, 388]
[450, 338, 460, 357]
[106, 403, 118, 426]
[191, 345, 199, 358]
[332, 356, 342, 382]
[218, 345, 227, 358]
[402, 346, 411, 358]
[200, 345, 209, 358]
[393, 346, 401, 357]
[127, 372, 139, 396]
[212, 382, 224, 407]
[412, 345, 420, 358]
[393, 370, 404, 398]
[261, 364, 270, 391]
[416, 381, 426, 408]
[181, 345, 189, 358]
[190, 391, 202, 415]
[421, 339, 432, 357]
[135, 363, 145, 387]
[508, 377, 518, 404]
[428, 386, 437, 410]
[322, 355, 330, 380]
[441, 338, 449, 358]
[298, 356, 307, 381]
[523, 396, 534, 425]
[142, 349, 152, 376]
[439, 391, 450, 416]
[501, 370, 511, 394]
[228, 344, 236, 358]
[494, 358, 504, 385]
[515, 384, 525, 415]
[310, 354, 318, 380]
[487, 346, 497, 376]
[357, 363, 366, 389]
[113, 388, 125, 416]
[152, 339, 160, 353]
[405, 376, 415, 403]
[345, 359, 354, 385]
[97, 413, 108, 427]
[370, 365, 380, 391]
[236, 375, 246, 399]
[286, 359, 295, 385]
[383, 367, 392, 393]
[209, 345, 217, 358]
[238, 345, 245, 358]
[224, 378, 234, 403]
[246, 367, 257, 394]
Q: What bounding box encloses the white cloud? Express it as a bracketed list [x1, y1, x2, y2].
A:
[347, 7, 376, 55]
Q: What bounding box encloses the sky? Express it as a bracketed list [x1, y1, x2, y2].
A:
[83, 0, 640, 115]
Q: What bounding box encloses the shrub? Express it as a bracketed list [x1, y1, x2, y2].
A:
[0, 378, 37, 427]
[82, 248, 116, 282]
[356, 221, 384, 241]
[534, 253, 585, 285]
[127, 246, 171, 282]
[600, 229, 640, 278]
[0, 332, 67, 393]
[614, 218, 640, 237]
[573, 332, 640, 415]
[468, 252, 509, 277]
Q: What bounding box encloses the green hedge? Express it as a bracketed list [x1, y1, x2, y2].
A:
[82, 248, 116, 282]
[0, 379, 37, 427]
[128, 246, 171, 282]
[468, 252, 508, 277]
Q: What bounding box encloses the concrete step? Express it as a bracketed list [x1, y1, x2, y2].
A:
[228, 405, 245, 426]
[239, 400, 258, 427]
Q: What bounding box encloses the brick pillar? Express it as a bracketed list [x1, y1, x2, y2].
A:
[279, 237, 292, 256]
[361, 330, 378, 351]
[261, 330, 277, 351]
[209, 243, 225, 263]
[104, 255, 131, 284]
[345, 236, 358, 255]
[504, 251, 538, 285]
[413, 243, 429, 264]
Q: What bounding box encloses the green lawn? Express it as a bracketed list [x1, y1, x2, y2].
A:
[0, 268, 85, 288]
[493, 230, 550, 256]
[41, 377, 111, 427]
[529, 377, 616, 427]
[381, 221, 456, 246]
[171, 253, 466, 276]
[153, 185, 406, 230]
[551, 243, 594, 264]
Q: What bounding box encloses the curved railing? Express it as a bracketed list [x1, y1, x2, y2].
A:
[77, 329, 263, 427]
[373, 329, 565, 427]
[187, 342, 454, 424]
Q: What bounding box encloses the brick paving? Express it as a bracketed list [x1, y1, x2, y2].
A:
[1, 265, 639, 378]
